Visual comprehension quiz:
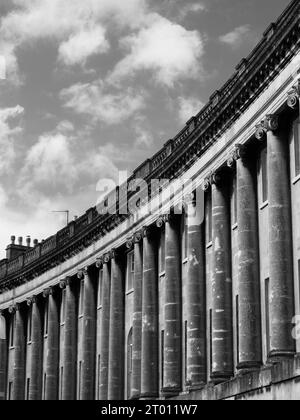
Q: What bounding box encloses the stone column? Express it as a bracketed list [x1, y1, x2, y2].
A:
[108, 251, 125, 400]
[211, 173, 233, 383]
[10, 304, 25, 400]
[60, 277, 77, 400]
[162, 215, 182, 395]
[0, 310, 7, 400]
[130, 232, 143, 400]
[228, 145, 262, 371]
[256, 115, 295, 360]
[78, 267, 96, 400]
[27, 296, 43, 400]
[43, 287, 59, 400]
[141, 227, 159, 398]
[186, 194, 206, 388]
[98, 254, 111, 400]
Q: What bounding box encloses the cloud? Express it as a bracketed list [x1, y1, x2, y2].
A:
[178, 2, 207, 21]
[219, 25, 252, 49]
[178, 96, 204, 124]
[61, 81, 146, 125]
[58, 26, 110, 66]
[109, 14, 205, 87]
[0, 105, 24, 175]
[0, 0, 148, 79]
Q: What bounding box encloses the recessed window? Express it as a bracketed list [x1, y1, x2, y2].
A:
[261, 148, 268, 203]
[126, 252, 135, 292]
[294, 119, 300, 176]
[98, 269, 103, 308]
[60, 289, 66, 325]
[8, 382, 12, 400]
[27, 307, 32, 343]
[9, 314, 15, 348]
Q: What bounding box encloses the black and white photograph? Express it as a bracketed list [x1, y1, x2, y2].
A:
[0, 0, 299, 404]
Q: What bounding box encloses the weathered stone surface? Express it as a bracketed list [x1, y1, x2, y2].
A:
[99, 262, 110, 400]
[211, 179, 233, 382]
[141, 229, 159, 398]
[236, 156, 262, 370]
[28, 297, 43, 400]
[12, 306, 25, 400]
[0, 313, 7, 400]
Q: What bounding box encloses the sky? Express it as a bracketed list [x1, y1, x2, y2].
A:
[0, 0, 292, 258]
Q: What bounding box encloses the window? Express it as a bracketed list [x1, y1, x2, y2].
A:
[60, 367, 63, 400]
[159, 229, 166, 273]
[27, 307, 32, 343]
[236, 295, 239, 366]
[60, 289, 66, 325]
[126, 252, 135, 292]
[232, 175, 238, 226]
[9, 315, 15, 348]
[205, 192, 212, 244]
[43, 373, 47, 400]
[8, 382, 12, 400]
[97, 269, 103, 308]
[182, 216, 188, 261]
[78, 361, 82, 400]
[44, 299, 49, 336]
[127, 329, 133, 399]
[26, 378, 30, 400]
[79, 280, 84, 316]
[295, 119, 300, 176]
[265, 278, 270, 357]
[161, 330, 165, 388]
[184, 321, 188, 383]
[209, 309, 213, 375]
[261, 148, 268, 203]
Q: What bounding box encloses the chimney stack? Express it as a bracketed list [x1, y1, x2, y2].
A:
[18, 237, 23, 246]
[26, 236, 31, 247]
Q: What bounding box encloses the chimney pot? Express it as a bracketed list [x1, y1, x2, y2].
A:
[18, 237, 23, 246]
[11, 236, 16, 245]
[33, 239, 38, 246]
[26, 236, 31, 247]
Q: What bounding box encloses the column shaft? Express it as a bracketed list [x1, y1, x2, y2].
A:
[45, 291, 59, 400]
[186, 203, 206, 387]
[141, 230, 159, 398]
[29, 298, 43, 400]
[236, 156, 262, 370]
[99, 262, 110, 400]
[62, 280, 77, 400]
[267, 121, 295, 359]
[0, 313, 7, 400]
[12, 307, 25, 400]
[163, 218, 182, 394]
[131, 239, 143, 399]
[211, 180, 233, 382]
[81, 270, 96, 400]
[108, 255, 124, 400]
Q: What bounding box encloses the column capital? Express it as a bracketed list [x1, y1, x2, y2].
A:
[202, 174, 212, 191]
[26, 295, 37, 306]
[103, 252, 112, 264]
[96, 257, 104, 269]
[110, 249, 117, 260]
[8, 304, 20, 314]
[255, 114, 279, 140]
[211, 171, 222, 187]
[77, 267, 88, 279]
[59, 276, 71, 289]
[287, 82, 300, 109]
[134, 231, 143, 244]
[126, 237, 134, 250]
[42, 287, 55, 298]
[227, 144, 247, 167]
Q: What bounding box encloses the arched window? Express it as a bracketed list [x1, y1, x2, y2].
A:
[127, 328, 133, 399]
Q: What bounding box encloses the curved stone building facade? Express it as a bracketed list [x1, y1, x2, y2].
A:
[0, 0, 300, 401]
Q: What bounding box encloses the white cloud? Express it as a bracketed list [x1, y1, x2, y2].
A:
[219, 25, 252, 49]
[0, 0, 148, 79]
[61, 81, 146, 125]
[178, 2, 207, 20]
[178, 96, 204, 124]
[58, 26, 109, 66]
[0, 105, 24, 175]
[110, 14, 205, 87]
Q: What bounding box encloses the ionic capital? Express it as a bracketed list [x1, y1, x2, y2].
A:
[126, 237, 134, 250]
[202, 175, 212, 191]
[77, 267, 88, 279]
[156, 214, 171, 228]
[96, 257, 104, 269]
[26, 296, 37, 306]
[211, 171, 222, 187]
[287, 82, 300, 109]
[103, 252, 112, 264]
[59, 276, 71, 289]
[255, 114, 279, 140]
[227, 144, 247, 167]
[42, 287, 54, 298]
[110, 249, 117, 260]
[9, 304, 19, 314]
[133, 231, 143, 244]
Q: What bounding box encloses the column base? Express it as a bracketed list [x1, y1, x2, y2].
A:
[210, 371, 232, 385]
[161, 387, 181, 398]
[268, 350, 295, 364]
[237, 361, 262, 374]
